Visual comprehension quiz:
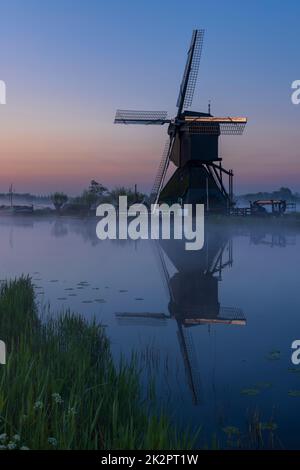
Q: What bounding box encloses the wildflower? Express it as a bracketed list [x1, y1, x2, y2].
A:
[7, 442, 16, 450]
[12, 434, 20, 442]
[48, 437, 57, 447]
[0, 433, 7, 442]
[52, 393, 63, 405]
[34, 400, 43, 410]
[67, 406, 77, 416]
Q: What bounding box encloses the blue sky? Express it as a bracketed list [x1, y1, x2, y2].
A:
[0, 0, 299, 194]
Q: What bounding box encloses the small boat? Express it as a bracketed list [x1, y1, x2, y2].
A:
[12, 205, 34, 214]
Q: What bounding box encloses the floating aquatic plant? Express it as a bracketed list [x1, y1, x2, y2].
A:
[240, 388, 260, 396]
[288, 390, 300, 397]
[266, 350, 281, 361]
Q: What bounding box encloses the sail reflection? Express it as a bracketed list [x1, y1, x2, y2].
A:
[116, 230, 245, 404]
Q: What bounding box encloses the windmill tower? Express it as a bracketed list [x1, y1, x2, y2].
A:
[114, 29, 247, 213]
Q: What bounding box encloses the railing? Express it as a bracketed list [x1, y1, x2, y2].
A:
[230, 207, 251, 216]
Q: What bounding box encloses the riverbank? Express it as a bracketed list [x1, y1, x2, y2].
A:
[0, 277, 194, 450]
[207, 212, 300, 229]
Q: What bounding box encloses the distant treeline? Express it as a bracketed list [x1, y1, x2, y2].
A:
[0, 182, 147, 213]
[1, 186, 299, 206]
[0, 193, 51, 203]
[236, 187, 300, 202]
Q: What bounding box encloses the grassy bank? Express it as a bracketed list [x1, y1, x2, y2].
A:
[0, 277, 194, 450]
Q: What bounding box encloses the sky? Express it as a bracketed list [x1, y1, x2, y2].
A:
[0, 0, 299, 195]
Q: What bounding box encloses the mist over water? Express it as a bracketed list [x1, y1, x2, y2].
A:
[1, 215, 300, 448]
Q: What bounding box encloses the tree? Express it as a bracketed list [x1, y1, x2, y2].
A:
[80, 180, 108, 209]
[109, 186, 145, 206]
[89, 180, 107, 197]
[277, 187, 293, 198]
[51, 192, 68, 212]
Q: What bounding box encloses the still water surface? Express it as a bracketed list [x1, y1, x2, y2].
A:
[1, 216, 300, 448]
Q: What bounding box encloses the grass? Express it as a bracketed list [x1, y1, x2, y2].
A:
[0, 277, 195, 450]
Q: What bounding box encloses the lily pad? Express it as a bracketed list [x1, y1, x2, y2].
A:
[288, 390, 300, 397]
[266, 350, 281, 361]
[241, 388, 260, 396]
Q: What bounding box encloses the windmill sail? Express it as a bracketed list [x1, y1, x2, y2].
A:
[183, 116, 247, 135]
[177, 324, 202, 405]
[176, 29, 204, 114]
[114, 109, 168, 125]
[150, 137, 175, 205]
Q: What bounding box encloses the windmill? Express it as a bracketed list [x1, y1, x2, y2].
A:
[114, 29, 247, 213]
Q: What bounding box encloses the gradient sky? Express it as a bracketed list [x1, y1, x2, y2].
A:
[0, 0, 299, 195]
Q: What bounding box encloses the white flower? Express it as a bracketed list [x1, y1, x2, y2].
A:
[20, 446, 30, 450]
[12, 434, 20, 442]
[67, 407, 77, 416]
[34, 400, 43, 410]
[48, 437, 57, 447]
[7, 442, 16, 450]
[0, 445, 6, 450]
[0, 434, 7, 442]
[52, 393, 63, 405]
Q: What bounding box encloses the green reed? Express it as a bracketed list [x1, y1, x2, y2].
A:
[0, 277, 195, 450]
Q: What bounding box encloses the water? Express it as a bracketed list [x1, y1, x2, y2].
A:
[1, 215, 300, 449]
